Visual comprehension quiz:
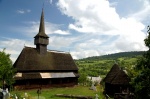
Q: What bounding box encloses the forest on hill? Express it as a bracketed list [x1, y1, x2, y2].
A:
[79, 51, 145, 60]
[75, 51, 145, 77]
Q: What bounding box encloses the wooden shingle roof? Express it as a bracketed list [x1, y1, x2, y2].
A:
[103, 64, 130, 85]
[111, 70, 130, 85]
[13, 47, 78, 72]
[103, 64, 120, 83]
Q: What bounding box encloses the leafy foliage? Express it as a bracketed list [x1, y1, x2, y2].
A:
[0, 49, 16, 88]
[80, 51, 144, 60]
[75, 51, 143, 79]
[78, 72, 92, 86]
[132, 27, 150, 99]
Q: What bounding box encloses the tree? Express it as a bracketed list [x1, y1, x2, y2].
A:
[132, 26, 150, 99]
[0, 49, 16, 89]
[78, 72, 87, 85]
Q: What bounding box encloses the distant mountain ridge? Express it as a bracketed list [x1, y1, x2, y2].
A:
[80, 51, 145, 60]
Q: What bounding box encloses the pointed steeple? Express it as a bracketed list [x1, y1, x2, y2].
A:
[35, 9, 49, 38]
[34, 9, 49, 55]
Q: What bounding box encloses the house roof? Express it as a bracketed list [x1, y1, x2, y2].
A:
[103, 64, 130, 85]
[111, 70, 130, 85]
[13, 47, 78, 72]
[103, 64, 120, 83]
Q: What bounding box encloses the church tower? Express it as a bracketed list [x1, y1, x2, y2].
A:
[13, 8, 79, 89]
[34, 9, 49, 55]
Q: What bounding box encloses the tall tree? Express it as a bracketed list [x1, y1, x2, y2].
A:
[133, 26, 150, 99]
[0, 49, 15, 89]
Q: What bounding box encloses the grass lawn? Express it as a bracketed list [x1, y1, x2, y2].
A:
[11, 85, 105, 99]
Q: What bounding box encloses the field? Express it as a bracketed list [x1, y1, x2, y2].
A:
[11, 85, 105, 99]
[75, 52, 142, 77]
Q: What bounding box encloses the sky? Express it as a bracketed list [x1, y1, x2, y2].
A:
[0, 0, 150, 63]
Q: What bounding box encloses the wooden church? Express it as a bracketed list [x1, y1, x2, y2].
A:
[13, 9, 79, 89]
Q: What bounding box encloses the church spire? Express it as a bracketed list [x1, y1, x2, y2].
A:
[39, 8, 45, 35]
[34, 9, 49, 55]
[35, 9, 49, 38]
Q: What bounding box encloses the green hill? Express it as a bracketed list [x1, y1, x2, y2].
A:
[75, 51, 145, 77]
[79, 51, 145, 60]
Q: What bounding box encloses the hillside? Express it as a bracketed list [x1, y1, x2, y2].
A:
[75, 51, 144, 77]
[79, 51, 145, 60]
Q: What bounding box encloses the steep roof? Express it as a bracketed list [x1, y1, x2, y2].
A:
[13, 47, 78, 72]
[103, 64, 130, 85]
[111, 70, 130, 85]
[103, 64, 120, 83]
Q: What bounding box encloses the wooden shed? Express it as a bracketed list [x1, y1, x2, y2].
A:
[13, 9, 79, 89]
[103, 64, 130, 96]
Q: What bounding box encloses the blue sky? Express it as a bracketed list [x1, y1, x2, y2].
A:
[0, 0, 150, 62]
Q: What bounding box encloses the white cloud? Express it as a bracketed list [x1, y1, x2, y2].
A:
[25, 21, 43, 37]
[17, 10, 25, 14]
[48, 36, 76, 50]
[57, 0, 148, 59]
[3, 0, 149, 62]
[14, 21, 69, 37]
[49, 0, 53, 4]
[17, 9, 31, 14]
[53, 30, 70, 35]
[6, 21, 71, 62]
[109, 2, 118, 7]
[71, 50, 100, 59]
[0, 38, 33, 63]
[57, 0, 120, 34]
[129, 0, 150, 21]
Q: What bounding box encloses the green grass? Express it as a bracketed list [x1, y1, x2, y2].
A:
[11, 85, 105, 99]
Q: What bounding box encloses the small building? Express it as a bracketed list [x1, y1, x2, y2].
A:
[103, 64, 130, 97]
[13, 9, 79, 89]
